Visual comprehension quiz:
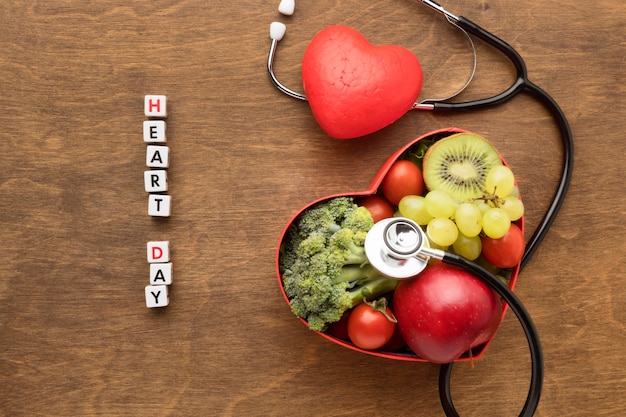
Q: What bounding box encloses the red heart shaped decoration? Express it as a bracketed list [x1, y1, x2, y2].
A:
[302, 25, 423, 139]
[276, 128, 523, 362]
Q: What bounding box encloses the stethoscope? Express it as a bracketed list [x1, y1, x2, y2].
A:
[364, 217, 543, 417]
[267, 1, 574, 416]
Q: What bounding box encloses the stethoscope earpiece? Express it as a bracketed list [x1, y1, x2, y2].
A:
[267, 0, 477, 107]
[269, 22, 286, 42]
[278, 0, 295, 16]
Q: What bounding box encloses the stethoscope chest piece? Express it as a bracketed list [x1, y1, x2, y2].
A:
[365, 217, 433, 279]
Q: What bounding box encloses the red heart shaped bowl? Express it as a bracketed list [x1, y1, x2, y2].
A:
[276, 127, 523, 362]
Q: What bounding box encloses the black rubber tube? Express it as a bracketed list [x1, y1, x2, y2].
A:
[440, 252, 544, 417]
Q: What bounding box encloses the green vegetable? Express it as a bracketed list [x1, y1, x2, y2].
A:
[280, 197, 399, 331]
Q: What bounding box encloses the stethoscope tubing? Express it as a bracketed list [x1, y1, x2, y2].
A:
[430, 15, 573, 417]
[422, 16, 574, 270]
[439, 252, 544, 417]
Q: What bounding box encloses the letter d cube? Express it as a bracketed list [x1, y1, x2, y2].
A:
[147, 241, 170, 263]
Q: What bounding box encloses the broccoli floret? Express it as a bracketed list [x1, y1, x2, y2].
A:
[340, 205, 377, 236]
[280, 197, 399, 331]
[327, 228, 368, 266]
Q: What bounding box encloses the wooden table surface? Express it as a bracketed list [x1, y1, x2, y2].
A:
[1, 1, 624, 416]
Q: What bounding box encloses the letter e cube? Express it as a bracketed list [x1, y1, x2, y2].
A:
[143, 120, 166, 143]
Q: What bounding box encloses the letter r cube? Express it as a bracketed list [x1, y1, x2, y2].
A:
[144, 170, 168, 193]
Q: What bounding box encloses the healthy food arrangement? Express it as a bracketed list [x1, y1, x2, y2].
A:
[278, 131, 525, 363]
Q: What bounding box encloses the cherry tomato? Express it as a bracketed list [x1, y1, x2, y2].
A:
[481, 223, 525, 268]
[359, 196, 394, 223]
[347, 300, 397, 350]
[326, 311, 350, 341]
[380, 160, 424, 206]
[380, 325, 407, 352]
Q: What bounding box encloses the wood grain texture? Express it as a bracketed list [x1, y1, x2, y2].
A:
[1, 0, 624, 416]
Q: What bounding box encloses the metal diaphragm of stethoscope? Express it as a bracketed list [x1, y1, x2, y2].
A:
[365, 217, 437, 279]
[267, 1, 574, 416]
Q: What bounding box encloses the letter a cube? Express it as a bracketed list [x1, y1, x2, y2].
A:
[146, 145, 170, 168]
[150, 262, 173, 285]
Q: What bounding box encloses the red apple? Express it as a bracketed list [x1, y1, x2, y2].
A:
[393, 261, 503, 364]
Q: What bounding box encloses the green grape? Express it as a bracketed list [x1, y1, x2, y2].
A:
[485, 166, 515, 198]
[501, 196, 525, 221]
[509, 186, 520, 199]
[482, 207, 511, 239]
[424, 190, 457, 219]
[398, 195, 434, 225]
[426, 235, 449, 251]
[452, 233, 482, 261]
[473, 199, 492, 215]
[454, 203, 482, 237]
[427, 217, 459, 247]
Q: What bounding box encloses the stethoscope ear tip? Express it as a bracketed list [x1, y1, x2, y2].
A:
[278, 0, 295, 16]
[270, 22, 287, 41]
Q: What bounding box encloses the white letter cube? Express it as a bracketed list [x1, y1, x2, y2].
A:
[143, 120, 166, 143]
[144, 95, 167, 118]
[147, 241, 170, 263]
[150, 262, 173, 285]
[144, 170, 168, 193]
[145, 285, 169, 308]
[148, 194, 171, 217]
[146, 145, 170, 168]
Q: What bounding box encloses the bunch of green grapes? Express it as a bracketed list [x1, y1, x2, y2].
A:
[398, 166, 524, 261]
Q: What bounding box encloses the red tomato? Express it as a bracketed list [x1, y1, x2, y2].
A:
[347, 300, 396, 350]
[326, 311, 350, 341]
[380, 325, 407, 352]
[380, 160, 424, 206]
[359, 196, 394, 223]
[481, 223, 525, 268]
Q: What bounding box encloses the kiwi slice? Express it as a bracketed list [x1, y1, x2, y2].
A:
[423, 133, 503, 202]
